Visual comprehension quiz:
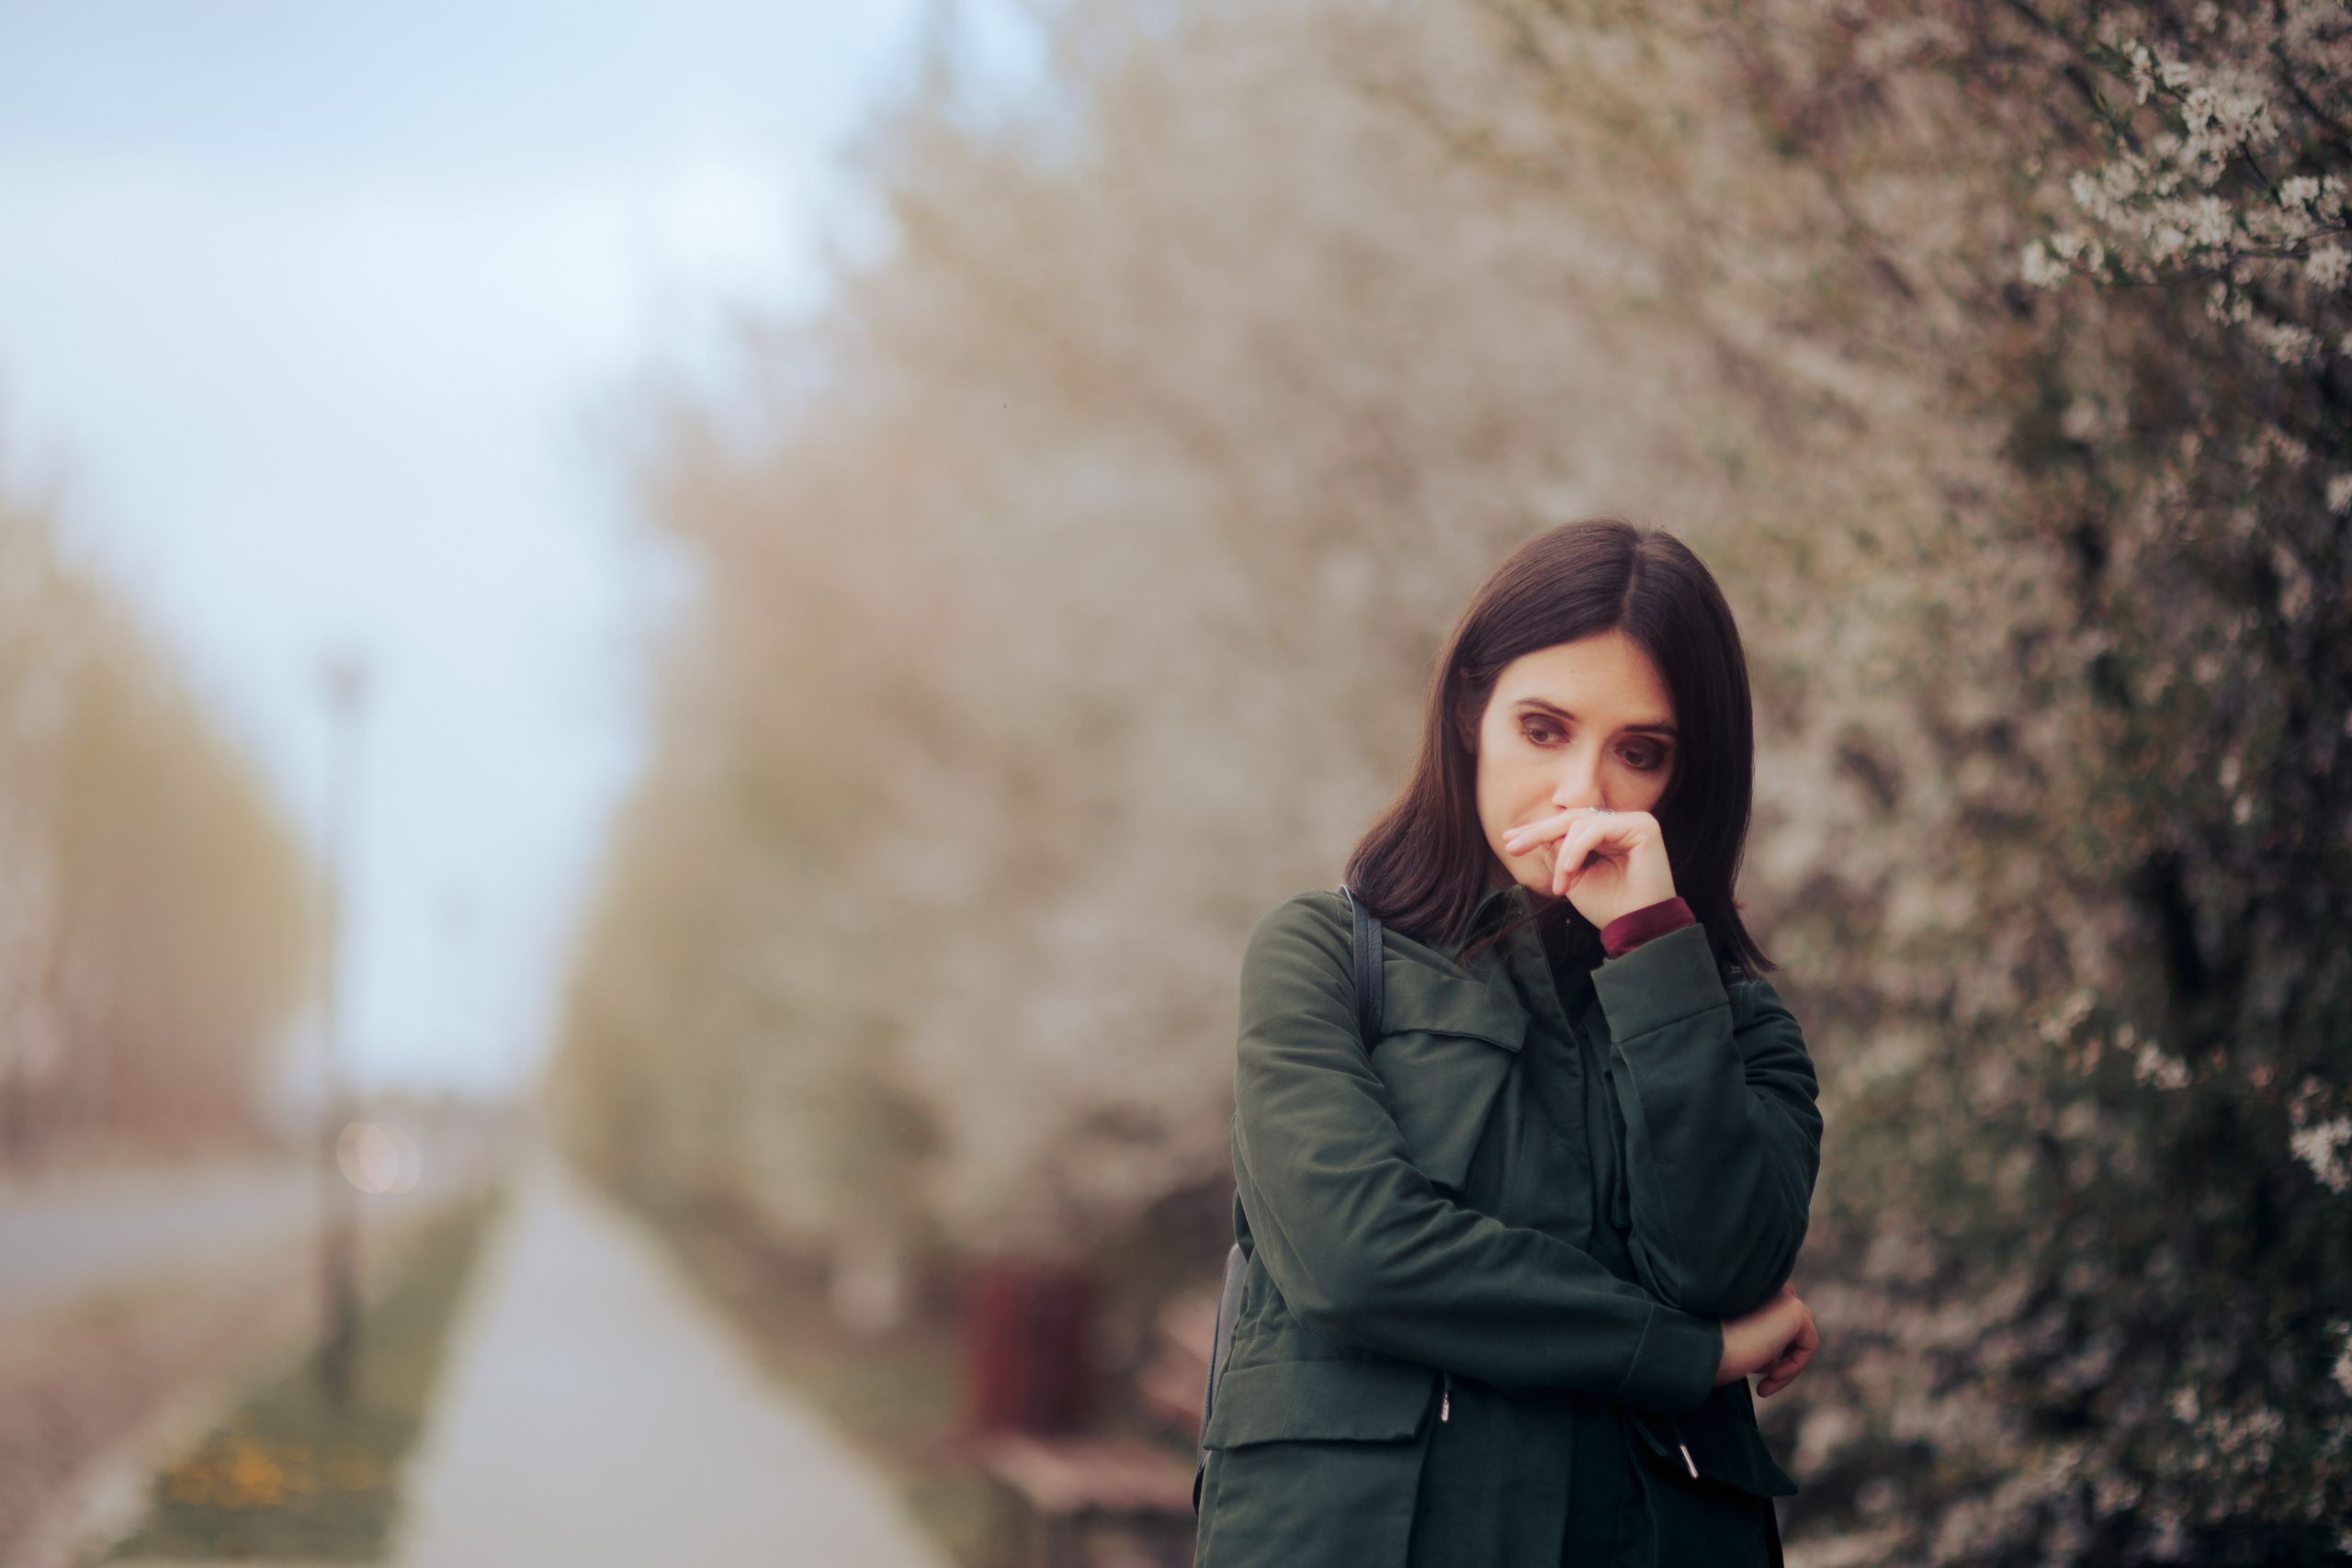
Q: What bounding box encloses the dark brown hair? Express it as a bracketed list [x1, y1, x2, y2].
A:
[1341, 516, 1772, 978]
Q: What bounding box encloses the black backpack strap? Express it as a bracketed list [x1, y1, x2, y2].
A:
[1338, 883, 1385, 1043]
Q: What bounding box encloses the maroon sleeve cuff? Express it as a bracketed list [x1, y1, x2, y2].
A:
[1600, 897, 1696, 958]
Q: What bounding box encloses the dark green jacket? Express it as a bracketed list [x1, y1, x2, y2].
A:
[1192, 883, 1823, 1568]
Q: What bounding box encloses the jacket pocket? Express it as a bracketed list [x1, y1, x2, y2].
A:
[1625, 1382, 1799, 1498]
[1623, 1387, 1790, 1567]
[1195, 1359, 1437, 1568]
[1202, 1355, 1438, 1449]
[1370, 969, 1530, 1194]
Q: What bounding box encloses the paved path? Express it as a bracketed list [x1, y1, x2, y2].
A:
[0, 1160, 321, 1316]
[0, 1153, 466, 1320]
[390, 1156, 949, 1568]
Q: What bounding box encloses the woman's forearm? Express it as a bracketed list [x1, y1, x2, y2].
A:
[1594, 921, 1824, 1318]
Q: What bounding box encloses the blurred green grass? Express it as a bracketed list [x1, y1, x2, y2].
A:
[105, 1187, 504, 1562]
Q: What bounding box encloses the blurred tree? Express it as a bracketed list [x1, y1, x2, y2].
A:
[1376, 0, 2352, 1557]
[548, 0, 2349, 1556]
[0, 427, 316, 1162]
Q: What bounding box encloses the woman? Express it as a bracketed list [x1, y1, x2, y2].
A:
[1193, 518, 1824, 1568]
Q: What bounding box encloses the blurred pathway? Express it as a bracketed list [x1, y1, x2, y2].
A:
[0, 1160, 316, 1316]
[2, 1153, 469, 1321]
[391, 1156, 949, 1568]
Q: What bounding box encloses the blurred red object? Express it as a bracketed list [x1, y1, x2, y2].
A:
[958, 1257, 1100, 1435]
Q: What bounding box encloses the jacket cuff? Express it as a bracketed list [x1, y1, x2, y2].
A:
[1591, 919, 1729, 1039]
[1617, 1303, 1722, 1413]
[1600, 897, 1696, 957]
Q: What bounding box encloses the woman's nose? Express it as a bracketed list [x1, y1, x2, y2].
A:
[1550, 749, 1604, 812]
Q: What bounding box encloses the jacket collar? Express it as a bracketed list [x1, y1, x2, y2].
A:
[1473, 877, 1529, 927]
[1461, 878, 1601, 973]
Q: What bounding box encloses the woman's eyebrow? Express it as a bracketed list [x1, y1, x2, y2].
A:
[1515, 698, 1679, 738]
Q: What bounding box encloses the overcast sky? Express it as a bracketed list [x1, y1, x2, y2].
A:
[0, 0, 1041, 1098]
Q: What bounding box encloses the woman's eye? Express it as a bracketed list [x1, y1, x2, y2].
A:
[1520, 720, 1666, 772]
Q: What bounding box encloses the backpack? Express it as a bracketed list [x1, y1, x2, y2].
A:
[1193, 884, 1385, 1512]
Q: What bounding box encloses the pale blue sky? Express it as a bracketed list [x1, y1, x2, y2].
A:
[0, 0, 1043, 1096]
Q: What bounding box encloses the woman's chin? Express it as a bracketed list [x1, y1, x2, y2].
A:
[1510, 867, 1566, 902]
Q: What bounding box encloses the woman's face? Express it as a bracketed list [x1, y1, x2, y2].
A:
[1475, 629, 1679, 894]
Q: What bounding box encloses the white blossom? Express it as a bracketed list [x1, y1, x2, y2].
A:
[2290, 1115, 2352, 1192]
[2020, 238, 2066, 288]
[2250, 317, 2320, 365]
[2132, 1042, 2191, 1090]
[2301, 244, 2349, 291]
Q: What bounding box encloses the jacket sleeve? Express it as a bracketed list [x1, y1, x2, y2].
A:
[1231, 893, 1723, 1414]
[1592, 920, 1824, 1320]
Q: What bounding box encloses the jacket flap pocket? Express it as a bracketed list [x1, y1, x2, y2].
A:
[1380, 963, 1531, 1050]
[1203, 1357, 1436, 1450]
[1372, 967, 1527, 1191]
[1628, 1400, 1800, 1497]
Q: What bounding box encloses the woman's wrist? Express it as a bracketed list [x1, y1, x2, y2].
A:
[1600, 896, 1695, 958]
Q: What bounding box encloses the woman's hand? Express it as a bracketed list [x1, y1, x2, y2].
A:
[1713, 1280, 1819, 1398]
[1498, 807, 1677, 930]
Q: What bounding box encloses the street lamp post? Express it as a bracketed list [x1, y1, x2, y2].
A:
[318, 652, 368, 1406]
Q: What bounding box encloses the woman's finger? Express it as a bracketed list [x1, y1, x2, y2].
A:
[1503, 815, 1570, 856]
[1762, 1315, 1820, 1396]
[1552, 818, 1623, 893]
[1544, 825, 1577, 892]
[1757, 1338, 1814, 1396]
[1550, 820, 1604, 893]
[1504, 805, 1613, 852]
[1758, 1352, 1812, 1397]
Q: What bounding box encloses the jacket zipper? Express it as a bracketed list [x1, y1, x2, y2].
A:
[1441, 1371, 1453, 1423]
[1665, 1411, 1698, 1477]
